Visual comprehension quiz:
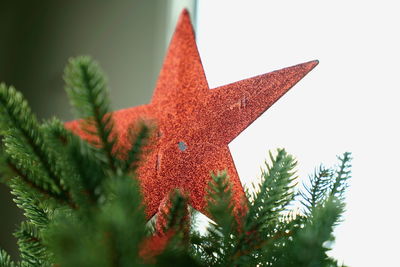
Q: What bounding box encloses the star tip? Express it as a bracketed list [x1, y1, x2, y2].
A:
[304, 59, 319, 71]
[180, 8, 191, 19]
[177, 8, 193, 27]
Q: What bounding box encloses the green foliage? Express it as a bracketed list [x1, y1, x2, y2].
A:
[300, 166, 332, 214]
[64, 56, 118, 172]
[241, 150, 297, 252]
[45, 176, 147, 267]
[0, 56, 351, 267]
[207, 171, 236, 234]
[268, 153, 352, 267]
[0, 84, 70, 204]
[0, 249, 15, 267]
[192, 172, 237, 266]
[123, 122, 151, 172]
[190, 150, 351, 267]
[10, 178, 50, 228]
[14, 222, 49, 266]
[41, 118, 106, 208]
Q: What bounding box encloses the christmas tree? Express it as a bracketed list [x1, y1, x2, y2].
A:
[0, 55, 351, 266]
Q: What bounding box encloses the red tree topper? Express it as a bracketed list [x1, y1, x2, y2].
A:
[66, 10, 318, 219]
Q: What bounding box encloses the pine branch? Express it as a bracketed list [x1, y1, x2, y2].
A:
[100, 176, 148, 266]
[300, 166, 332, 214]
[273, 199, 344, 267]
[10, 178, 50, 228]
[236, 149, 297, 257]
[197, 171, 236, 265]
[206, 171, 235, 235]
[41, 118, 105, 207]
[7, 160, 71, 208]
[248, 149, 297, 228]
[45, 175, 147, 266]
[0, 249, 15, 267]
[273, 152, 352, 267]
[300, 152, 352, 216]
[64, 56, 118, 173]
[14, 222, 50, 266]
[254, 212, 306, 266]
[123, 122, 151, 172]
[0, 84, 72, 206]
[330, 152, 352, 199]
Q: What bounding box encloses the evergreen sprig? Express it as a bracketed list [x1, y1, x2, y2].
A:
[0, 249, 15, 267]
[123, 122, 151, 173]
[64, 56, 118, 173]
[207, 171, 236, 235]
[10, 178, 50, 228]
[0, 56, 351, 267]
[42, 118, 106, 208]
[194, 172, 237, 266]
[0, 84, 71, 206]
[246, 149, 297, 233]
[300, 165, 332, 214]
[14, 222, 49, 266]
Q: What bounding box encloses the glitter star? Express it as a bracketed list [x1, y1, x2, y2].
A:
[66, 10, 318, 218]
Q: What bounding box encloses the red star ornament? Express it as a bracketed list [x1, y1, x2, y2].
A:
[65, 10, 318, 219]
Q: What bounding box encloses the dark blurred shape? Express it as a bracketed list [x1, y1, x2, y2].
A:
[0, 0, 172, 260]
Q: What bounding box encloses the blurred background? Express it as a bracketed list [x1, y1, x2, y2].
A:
[0, 0, 195, 259]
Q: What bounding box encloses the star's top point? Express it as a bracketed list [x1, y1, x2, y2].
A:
[151, 9, 208, 106]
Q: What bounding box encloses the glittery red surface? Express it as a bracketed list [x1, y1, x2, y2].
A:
[65, 10, 318, 219]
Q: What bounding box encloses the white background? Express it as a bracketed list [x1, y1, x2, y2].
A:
[197, 1, 400, 266]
